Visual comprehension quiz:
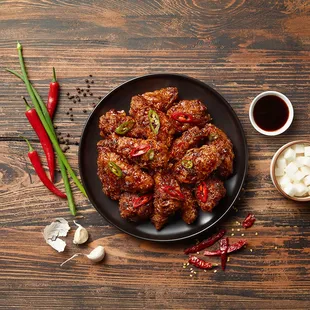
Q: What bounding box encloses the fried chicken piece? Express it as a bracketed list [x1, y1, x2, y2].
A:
[99, 133, 169, 170]
[151, 171, 183, 230]
[98, 109, 144, 138]
[119, 192, 154, 222]
[169, 126, 204, 161]
[97, 145, 154, 200]
[167, 100, 211, 133]
[174, 144, 222, 184]
[202, 124, 234, 179]
[180, 186, 198, 224]
[195, 177, 226, 212]
[142, 87, 178, 111]
[129, 95, 175, 146]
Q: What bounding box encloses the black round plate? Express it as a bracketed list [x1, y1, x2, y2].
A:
[79, 74, 248, 242]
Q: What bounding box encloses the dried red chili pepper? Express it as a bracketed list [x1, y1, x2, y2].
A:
[171, 112, 196, 123]
[184, 229, 226, 254]
[220, 237, 229, 271]
[132, 193, 153, 208]
[46, 67, 59, 119]
[196, 181, 208, 203]
[188, 256, 213, 269]
[242, 213, 256, 228]
[204, 239, 247, 256]
[161, 185, 185, 201]
[24, 98, 55, 182]
[130, 144, 151, 157]
[22, 137, 66, 199]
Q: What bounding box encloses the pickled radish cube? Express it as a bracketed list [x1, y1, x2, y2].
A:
[294, 184, 308, 196]
[285, 162, 298, 177]
[278, 175, 291, 187]
[275, 167, 285, 177]
[304, 146, 310, 157]
[300, 166, 310, 176]
[303, 175, 310, 186]
[293, 144, 305, 154]
[283, 148, 296, 162]
[294, 170, 306, 182]
[296, 156, 307, 166]
[276, 157, 286, 169]
[283, 183, 296, 197]
[302, 157, 310, 167]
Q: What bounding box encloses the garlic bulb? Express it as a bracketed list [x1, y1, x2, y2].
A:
[73, 221, 89, 245]
[86, 246, 105, 262]
[60, 245, 106, 267]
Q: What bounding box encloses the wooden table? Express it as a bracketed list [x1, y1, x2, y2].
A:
[1, 1, 309, 309]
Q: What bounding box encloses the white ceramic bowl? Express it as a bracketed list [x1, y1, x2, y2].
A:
[270, 140, 310, 202]
[249, 91, 294, 136]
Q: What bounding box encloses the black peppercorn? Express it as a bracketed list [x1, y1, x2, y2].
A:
[91, 80, 94, 84]
[87, 84, 90, 88]
[66, 92, 70, 96]
[78, 98, 81, 102]
[90, 93, 93, 96]
[66, 112, 69, 115]
[67, 133, 70, 137]
[69, 107, 72, 111]
[89, 74, 93, 77]
[83, 93, 86, 97]
[86, 89, 90, 92]
[85, 79, 89, 83]
[75, 141, 79, 145]
[83, 109, 87, 113]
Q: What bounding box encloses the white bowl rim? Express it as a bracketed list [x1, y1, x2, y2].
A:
[249, 91, 294, 136]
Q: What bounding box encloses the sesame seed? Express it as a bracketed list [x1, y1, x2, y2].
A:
[196, 252, 200, 254]
[214, 270, 217, 273]
[231, 233, 235, 236]
[183, 266, 186, 269]
[227, 257, 230, 262]
[237, 229, 240, 232]
[275, 246, 278, 250]
[191, 270, 194, 273]
[241, 233, 244, 236]
[194, 272, 197, 274]
[250, 249, 253, 252]
[215, 263, 219, 266]
[190, 268, 193, 270]
[186, 263, 189, 266]
[190, 274, 193, 277]
[255, 232, 258, 235]
[204, 270, 206, 273]
[232, 228, 234, 231]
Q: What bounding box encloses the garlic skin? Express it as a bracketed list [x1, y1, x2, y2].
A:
[73, 221, 89, 245]
[86, 246, 105, 262]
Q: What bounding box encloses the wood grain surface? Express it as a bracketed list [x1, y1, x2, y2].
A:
[0, 0, 310, 309]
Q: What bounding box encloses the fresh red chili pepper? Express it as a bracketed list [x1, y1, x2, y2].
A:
[184, 229, 226, 254]
[171, 112, 196, 123]
[22, 137, 66, 198]
[204, 239, 247, 256]
[161, 185, 185, 201]
[132, 193, 153, 208]
[24, 98, 55, 182]
[46, 67, 59, 119]
[188, 256, 213, 269]
[130, 144, 151, 157]
[242, 213, 256, 228]
[196, 181, 208, 203]
[220, 238, 229, 271]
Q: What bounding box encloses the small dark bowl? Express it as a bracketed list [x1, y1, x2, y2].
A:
[79, 74, 248, 242]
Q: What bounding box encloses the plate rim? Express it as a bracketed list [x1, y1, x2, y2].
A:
[78, 73, 248, 242]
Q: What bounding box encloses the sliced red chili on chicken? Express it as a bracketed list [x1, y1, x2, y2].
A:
[161, 185, 185, 201]
[130, 144, 151, 157]
[132, 193, 153, 208]
[171, 112, 196, 123]
[196, 181, 208, 203]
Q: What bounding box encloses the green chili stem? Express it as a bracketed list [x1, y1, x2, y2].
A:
[52, 67, 57, 83]
[15, 43, 86, 198]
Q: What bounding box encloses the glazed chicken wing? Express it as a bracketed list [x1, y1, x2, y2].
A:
[142, 87, 178, 111]
[167, 100, 211, 133]
[99, 109, 145, 138]
[203, 124, 234, 179]
[169, 126, 204, 161]
[195, 177, 226, 212]
[174, 144, 222, 184]
[97, 145, 154, 200]
[180, 186, 198, 225]
[99, 133, 169, 170]
[119, 192, 154, 222]
[151, 171, 183, 230]
[129, 95, 175, 146]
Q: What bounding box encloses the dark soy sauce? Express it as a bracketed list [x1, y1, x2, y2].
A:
[253, 95, 289, 131]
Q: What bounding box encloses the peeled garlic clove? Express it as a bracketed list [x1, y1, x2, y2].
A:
[86, 246, 105, 263]
[73, 221, 89, 245]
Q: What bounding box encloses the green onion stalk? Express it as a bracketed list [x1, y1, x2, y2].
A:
[8, 42, 88, 214]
